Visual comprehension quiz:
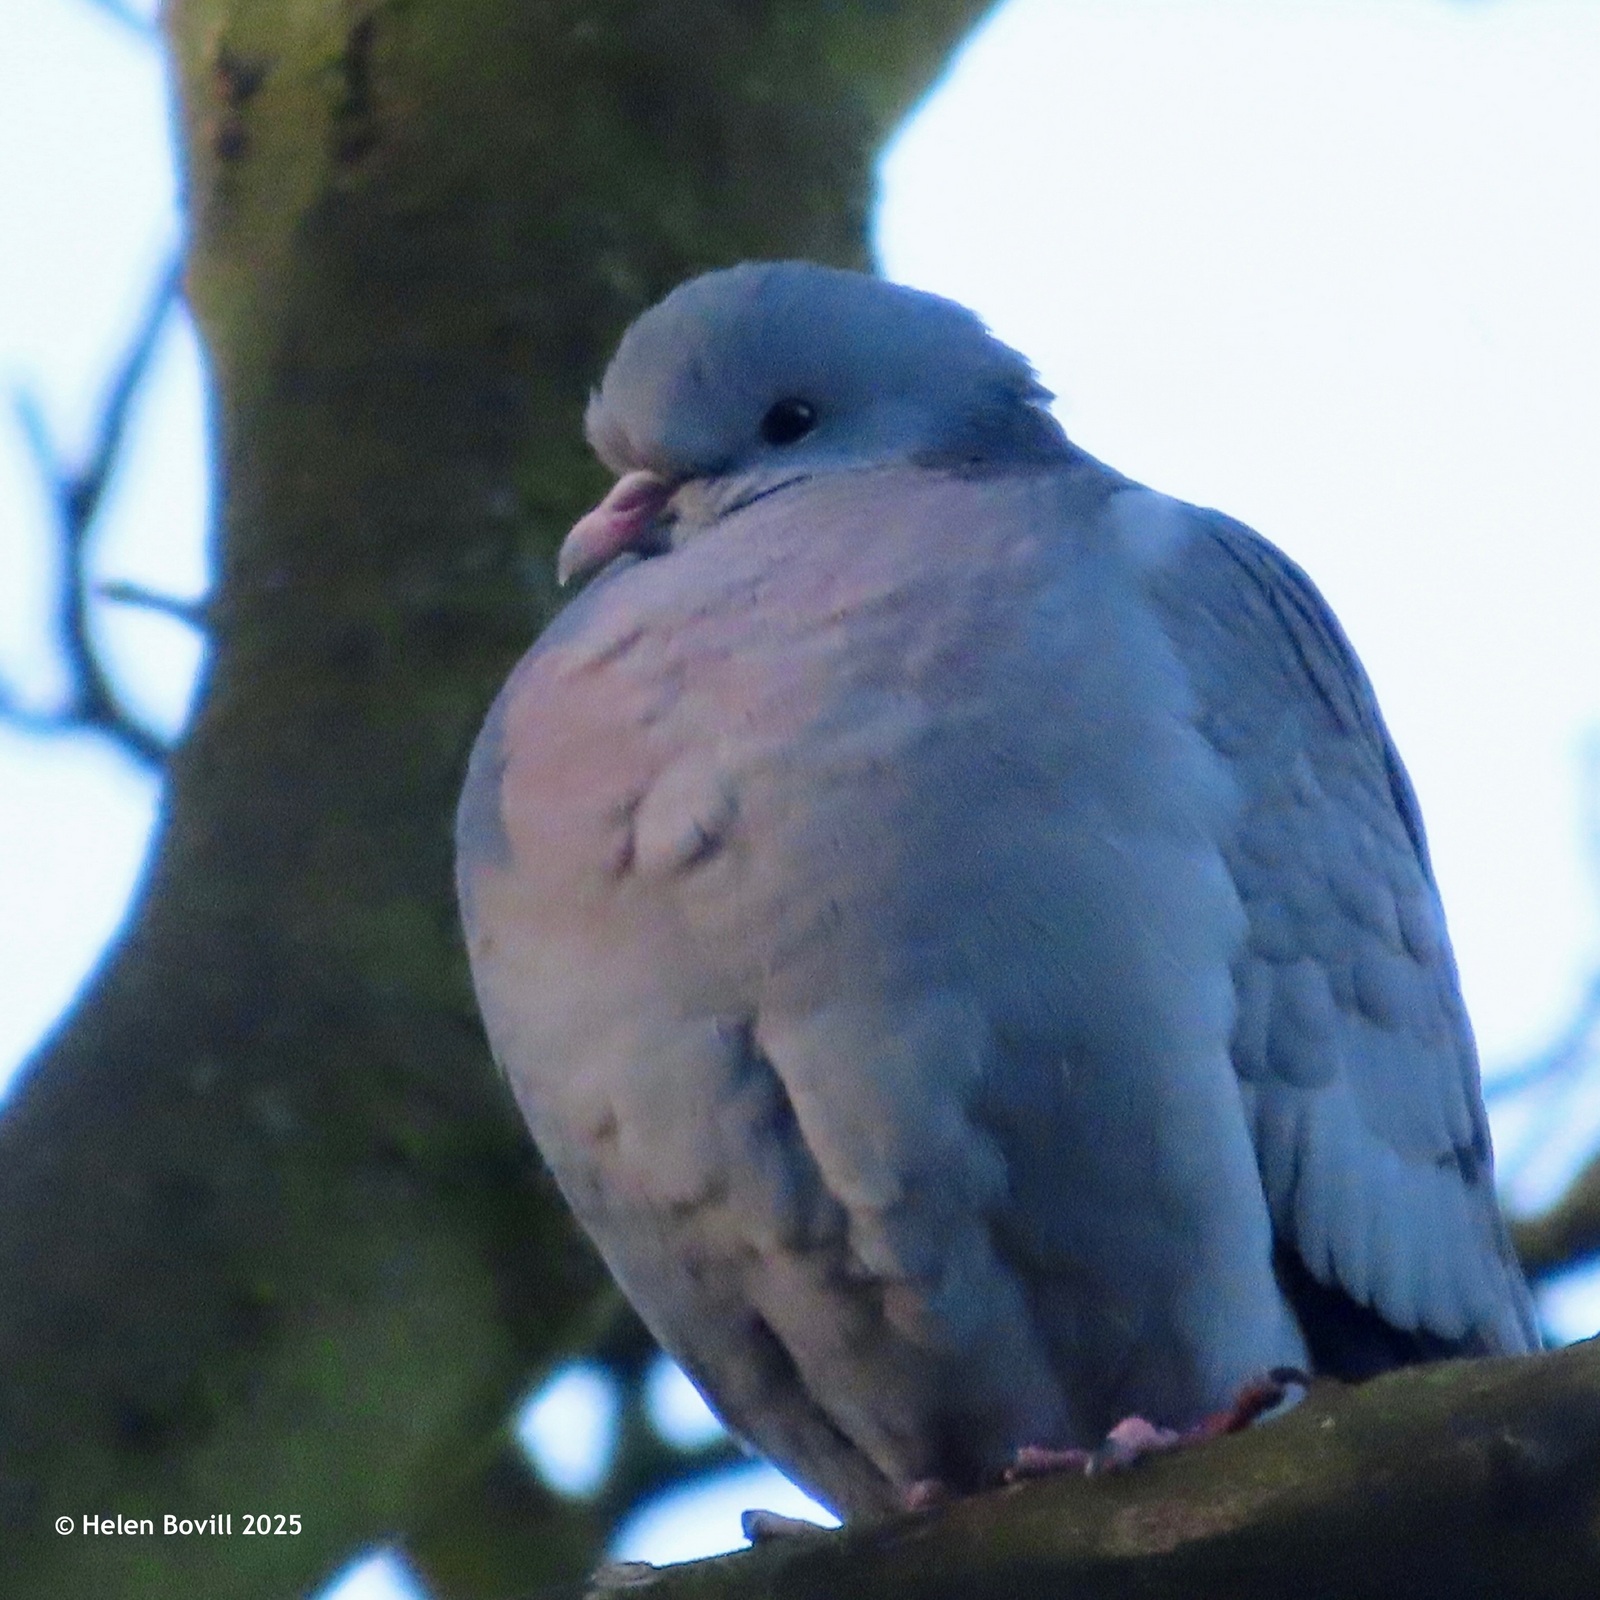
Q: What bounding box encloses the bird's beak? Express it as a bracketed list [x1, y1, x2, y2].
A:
[557, 469, 676, 588]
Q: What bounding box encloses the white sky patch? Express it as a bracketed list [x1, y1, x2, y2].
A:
[317, 1550, 432, 1600]
[1536, 1256, 1600, 1347]
[516, 1361, 622, 1498]
[610, 1461, 837, 1566]
[0, 0, 179, 460]
[645, 1354, 727, 1451]
[0, 729, 158, 1079]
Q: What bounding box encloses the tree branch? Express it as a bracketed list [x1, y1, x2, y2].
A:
[1515, 1156, 1600, 1282]
[549, 1344, 1600, 1600]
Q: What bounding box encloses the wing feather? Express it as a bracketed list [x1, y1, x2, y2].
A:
[1140, 500, 1537, 1355]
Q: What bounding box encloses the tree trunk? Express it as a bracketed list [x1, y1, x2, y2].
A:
[0, 5, 996, 1596]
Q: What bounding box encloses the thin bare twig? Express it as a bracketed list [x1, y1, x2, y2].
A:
[0, 255, 190, 769]
[1486, 972, 1600, 1106]
[79, 0, 158, 38]
[95, 579, 210, 627]
[1485, 739, 1600, 1203]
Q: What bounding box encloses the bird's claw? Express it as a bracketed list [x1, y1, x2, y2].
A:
[1005, 1368, 1311, 1481]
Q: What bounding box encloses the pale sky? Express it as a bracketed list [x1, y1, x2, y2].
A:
[3, 0, 1599, 1590]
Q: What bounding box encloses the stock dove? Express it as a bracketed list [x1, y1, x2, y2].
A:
[456, 261, 1538, 1519]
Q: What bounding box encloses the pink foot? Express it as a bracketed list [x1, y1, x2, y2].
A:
[1005, 1419, 1179, 1480]
[1090, 1416, 1186, 1473]
[1005, 1369, 1307, 1480]
[902, 1478, 952, 1512]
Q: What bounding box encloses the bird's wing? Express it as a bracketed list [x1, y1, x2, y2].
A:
[1134, 492, 1538, 1354]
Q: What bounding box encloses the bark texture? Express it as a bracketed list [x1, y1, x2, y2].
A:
[0, 4, 995, 1596]
[551, 1342, 1600, 1600]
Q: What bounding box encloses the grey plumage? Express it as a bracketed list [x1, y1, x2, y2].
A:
[456, 261, 1538, 1519]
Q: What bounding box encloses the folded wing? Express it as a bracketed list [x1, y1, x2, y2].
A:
[1141, 500, 1539, 1360]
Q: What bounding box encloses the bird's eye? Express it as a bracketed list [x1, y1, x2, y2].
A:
[759, 398, 817, 447]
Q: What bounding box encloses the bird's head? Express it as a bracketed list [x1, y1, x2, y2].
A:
[558, 261, 1066, 585]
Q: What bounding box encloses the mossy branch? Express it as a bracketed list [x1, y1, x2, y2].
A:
[550, 1344, 1600, 1600]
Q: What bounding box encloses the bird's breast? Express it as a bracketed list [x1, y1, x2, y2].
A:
[478, 467, 1242, 1033]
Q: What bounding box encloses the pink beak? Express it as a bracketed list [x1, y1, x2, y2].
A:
[556, 469, 676, 587]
